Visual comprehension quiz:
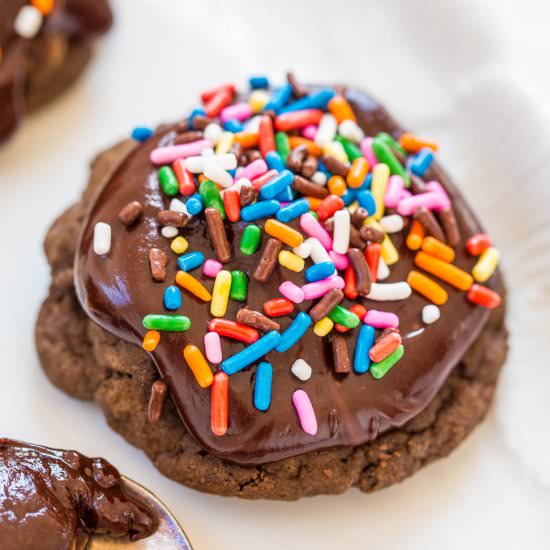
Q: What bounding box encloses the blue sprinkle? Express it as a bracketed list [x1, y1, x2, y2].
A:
[163, 286, 182, 311]
[264, 84, 293, 113]
[186, 194, 203, 215]
[241, 200, 280, 221]
[253, 362, 272, 411]
[316, 160, 331, 178]
[189, 108, 206, 129]
[410, 147, 434, 176]
[260, 170, 293, 200]
[354, 324, 376, 373]
[275, 312, 312, 353]
[131, 126, 153, 142]
[249, 76, 270, 89]
[222, 331, 281, 375]
[359, 173, 372, 190]
[274, 185, 295, 203]
[224, 118, 243, 133]
[177, 251, 204, 272]
[265, 151, 285, 172]
[276, 198, 310, 223]
[305, 261, 336, 283]
[228, 168, 237, 178]
[357, 190, 376, 216]
[342, 189, 358, 206]
[278, 88, 336, 114]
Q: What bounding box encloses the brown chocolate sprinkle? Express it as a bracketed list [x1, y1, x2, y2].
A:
[231, 141, 245, 166]
[286, 71, 307, 98]
[239, 184, 258, 206]
[205, 207, 232, 263]
[157, 210, 189, 227]
[309, 289, 344, 323]
[348, 248, 372, 296]
[236, 308, 281, 332]
[301, 154, 318, 179]
[191, 115, 213, 131]
[148, 380, 168, 423]
[243, 149, 263, 164]
[174, 131, 203, 145]
[149, 248, 167, 282]
[328, 409, 339, 438]
[292, 175, 329, 199]
[359, 225, 385, 244]
[322, 155, 349, 178]
[175, 119, 190, 133]
[409, 173, 429, 195]
[117, 201, 143, 226]
[253, 238, 282, 282]
[287, 144, 308, 173]
[414, 206, 446, 243]
[439, 207, 460, 246]
[351, 207, 369, 228]
[332, 335, 351, 374]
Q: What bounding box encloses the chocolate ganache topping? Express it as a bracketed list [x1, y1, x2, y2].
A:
[75, 84, 503, 465]
[0, 0, 112, 142]
[0, 439, 155, 550]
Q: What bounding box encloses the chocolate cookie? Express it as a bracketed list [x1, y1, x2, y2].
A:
[0, 0, 112, 142]
[36, 79, 507, 499]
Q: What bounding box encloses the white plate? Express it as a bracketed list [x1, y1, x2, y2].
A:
[1, 1, 549, 548]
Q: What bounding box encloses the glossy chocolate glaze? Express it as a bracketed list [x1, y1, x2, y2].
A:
[0, 0, 112, 142]
[74, 87, 503, 465]
[0, 438, 155, 550]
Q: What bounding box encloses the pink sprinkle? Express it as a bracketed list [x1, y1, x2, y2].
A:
[292, 389, 317, 435]
[360, 137, 377, 167]
[220, 102, 253, 123]
[203, 259, 223, 278]
[235, 159, 268, 182]
[204, 332, 222, 364]
[329, 250, 349, 270]
[302, 124, 318, 140]
[302, 276, 344, 300]
[396, 191, 449, 216]
[400, 188, 412, 200]
[426, 181, 451, 211]
[364, 310, 399, 329]
[150, 139, 212, 165]
[385, 175, 404, 208]
[299, 213, 332, 250]
[279, 281, 305, 304]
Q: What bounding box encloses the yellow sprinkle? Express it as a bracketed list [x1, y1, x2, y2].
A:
[211, 270, 231, 317]
[278, 250, 305, 272]
[170, 236, 189, 255]
[248, 90, 270, 114]
[215, 131, 234, 155]
[365, 218, 399, 265]
[313, 317, 334, 337]
[323, 141, 349, 164]
[347, 201, 359, 214]
[371, 163, 390, 219]
[472, 247, 500, 282]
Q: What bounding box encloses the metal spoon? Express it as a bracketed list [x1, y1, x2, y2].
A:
[87, 476, 193, 549]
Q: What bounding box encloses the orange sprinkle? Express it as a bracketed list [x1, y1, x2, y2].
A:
[406, 219, 425, 250]
[422, 236, 455, 263]
[414, 251, 473, 291]
[288, 136, 322, 156]
[399, 132, 439, 154]
[264, 219, 304, 248]
[198, 174, 208, 184]
[306, 196, 322, 211]
[32, 0, 55, 15]
[175, 271, 212, 301]
[346, 157, 369, 188]
[142, 330, 160, 351]
[328, 95, 357, 123]
[407, 270, 448, 305]
[234, 132, 259, 148]
[327, 175, 347, 196]
[211, 371, 228, 436]
[183, 345, 213, 388]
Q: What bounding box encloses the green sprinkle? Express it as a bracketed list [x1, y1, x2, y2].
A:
[199, 180, 226, 219]
[240, 224, 261, 255]
[309, 211, 319, 220]
[335, 135, 362, 161]
[370, 345, 404, 379]
[143, 314, 191, 331]
[327, 305, 360, 328]
[275, 132, 290, 164]
[371, 137, 410, 186]
[377, 132, 407, 157]
[230, 270, 248, 301]
[158, 166, 179, 196]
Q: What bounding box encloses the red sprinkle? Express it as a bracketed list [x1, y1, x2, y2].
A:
[251, 169, 279, 191]
[209, 319, 259, 343]
[259, 115, 276, 158]
[173, 159, 196, 196]
[275, 109, 324, 132]
[200, 83, 236, 103]
[344, 265, 358, 300]
[211, 371, 228, 436]
[369, 331, 402, 362]
[204, 88, 233, 118]
[466, 233, 492, 256]
[365, 243, 381, 281]
[467, 284, 501, 309]
[223, 188, 240, 222]
[316, 194, 345, 221]
[264, 298, 294, 317]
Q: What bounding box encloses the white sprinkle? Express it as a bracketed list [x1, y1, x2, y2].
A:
[291, 359, 312, 381]
[311, 171, 327, 186]
[244, 115, 261, 134]
[314, 114, 337, 146]
[293, 241, 312, 259]
[201, 148, 215, 156]
[185, 153, 237, 173]
[204, 163, 233, 188]
[422, 305, 441, 325]
[161, 226, 178, 238]
[14, 6, 43, 39]
[338, 120, 365, 143]
[332, 209, 350, 254]
[380, 214, 404, 234]
[93, 222, 111, 255]
[169, 198, 188, 214]
[203, 123, 223, 145]
[377, 258, 390, 280]
[367, 282, 412, 301]
[307, 237, 331, 264]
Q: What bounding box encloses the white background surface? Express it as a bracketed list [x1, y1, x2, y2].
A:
[1, 1, 549, 548]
